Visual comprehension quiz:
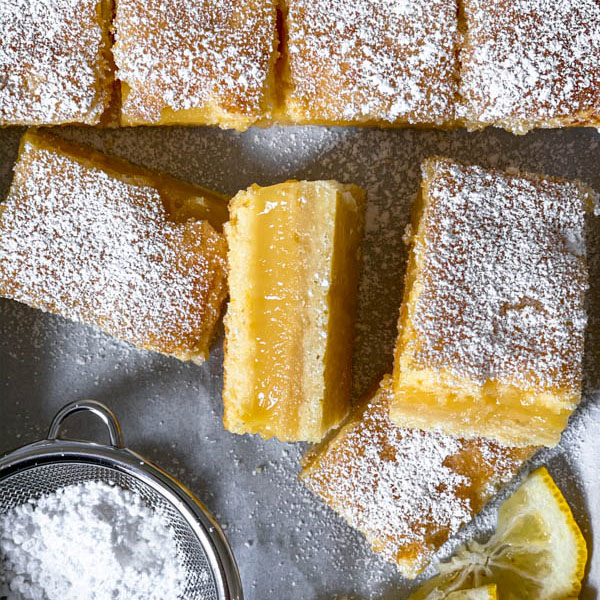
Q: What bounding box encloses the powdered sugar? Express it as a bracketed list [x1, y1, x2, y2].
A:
[411, 158, 591, 391]
[284, 0, 459, 125]
[0, 481, 187, 600]
[301, 379, 532, 576]
[460, 0, 600, 133]
[0, 0, 112, 126]
[113, 0, 277, 124]
[0, 140, 227, 362]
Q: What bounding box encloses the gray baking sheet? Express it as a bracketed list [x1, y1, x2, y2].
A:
[1, 124, 599, 599]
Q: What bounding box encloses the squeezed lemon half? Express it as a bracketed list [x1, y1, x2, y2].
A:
[410, 467, 587, 600]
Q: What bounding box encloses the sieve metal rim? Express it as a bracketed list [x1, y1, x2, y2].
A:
[0, 399, 243, 600]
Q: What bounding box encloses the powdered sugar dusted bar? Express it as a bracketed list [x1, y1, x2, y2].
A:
[301, 377, 535, 578]
[281, 0, 460, 126]
[459, 0, 600, 134]
[113, 0, 278, 130]
[223, 180, 365, 442]
[0, 0, 114, 126]
[0, 131, 228, 363]
[391, 157, 593, 447]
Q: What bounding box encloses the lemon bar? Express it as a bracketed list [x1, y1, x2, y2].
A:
[0, 0, 114, 126]
[280, 0, 460, 126]
[459, 0, 600, 134]
[301, 377, 535, 578]
[223, 181, 366, 442]
[391, 157, 593, 447]
[0, 131, 228, 364]
[113, 0, 279, 130]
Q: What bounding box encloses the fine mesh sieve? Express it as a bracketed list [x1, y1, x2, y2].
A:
[0, 400, 243, 600]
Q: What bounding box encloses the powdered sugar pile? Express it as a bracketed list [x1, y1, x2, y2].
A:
[460, 0, 600, 132]
[412, 158, 591, 391]
[285, 0, 459, 124]
[0, 0, 111, 126]
[113, 0, 277, 123]
[0, 481, 187, 600]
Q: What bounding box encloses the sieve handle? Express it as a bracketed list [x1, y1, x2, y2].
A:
[47, 400, 124, 448]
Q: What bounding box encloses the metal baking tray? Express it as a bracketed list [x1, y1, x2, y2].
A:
[1, 124, 599, 599]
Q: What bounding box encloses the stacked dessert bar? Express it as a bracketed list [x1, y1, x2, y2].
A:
[299, 157, 594, 575]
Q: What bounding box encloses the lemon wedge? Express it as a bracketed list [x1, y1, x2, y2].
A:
[409, 467, 587, 600]
[446, 585, 497, 599]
